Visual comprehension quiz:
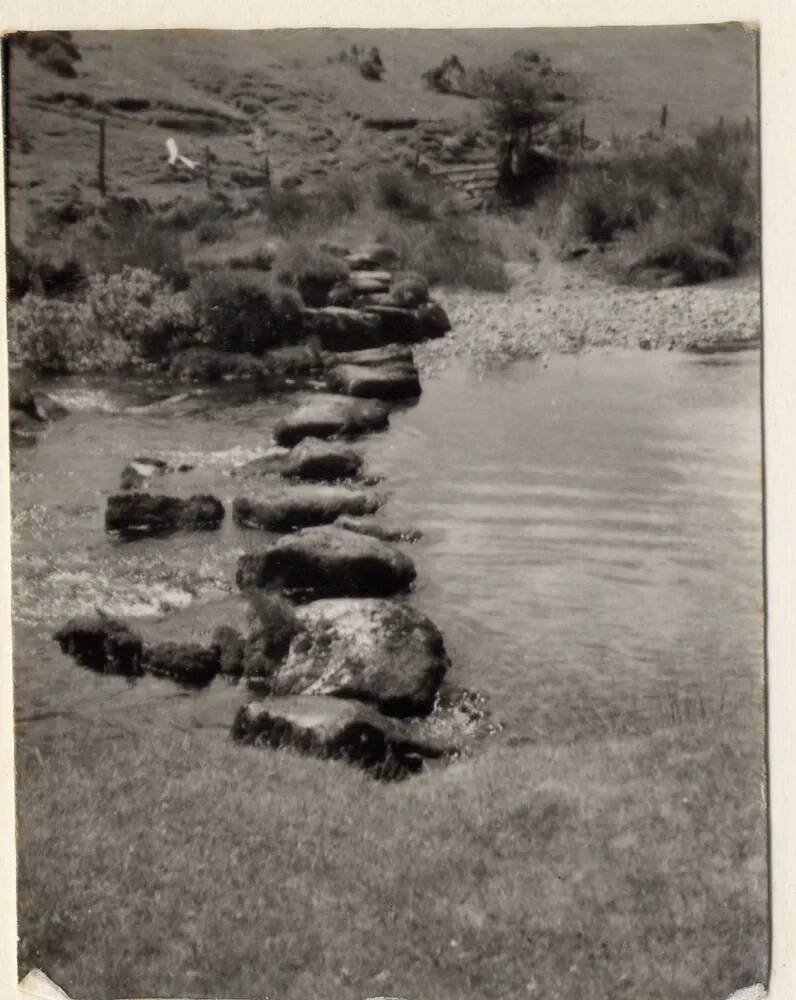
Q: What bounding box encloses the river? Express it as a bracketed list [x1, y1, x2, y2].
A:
[10, 349, 764, 750]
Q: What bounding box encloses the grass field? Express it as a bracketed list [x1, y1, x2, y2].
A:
[15, 699, 767, 1000]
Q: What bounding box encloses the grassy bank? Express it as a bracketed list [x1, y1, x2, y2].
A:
[16, 700, 767, 1000]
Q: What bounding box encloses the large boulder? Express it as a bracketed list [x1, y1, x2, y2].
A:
[323, 344, 414, 369]
[272, 598, 448, 716]
[417, 301, 452, 338]
[212, 625, 246, 677]
[273, 394, 390, 447]
[142, 642, 220, 687]
[308, 306, 385, 352]
[231, 695, 445, 778]
[236, 525, 416, 598]
[53, 614, 144, 676]
[232, 486, 383, 533]
[326, 363, 421, 400]
[9, 368, 69, 423]
[334, 514, 422, 543]
[234, 439, 364, 482]
[105, 492, 224, 537]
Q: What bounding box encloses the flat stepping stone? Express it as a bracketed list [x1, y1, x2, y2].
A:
[236, 525, 416, 598]
[233, 486, 383, 533]
[232, 695, 446, 778]
[105, 492, 224, 537]
[349, 270, 392, 293]
[326, 362, 421, 400]
[273, 394, 389, 447]
[272, 598, 448, 716]
[323, 344, 415, 369]
[234, 439, 363, 482]
[334, 514, 422, 543]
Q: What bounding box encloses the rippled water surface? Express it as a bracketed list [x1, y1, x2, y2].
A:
[11, 350, 763, 744]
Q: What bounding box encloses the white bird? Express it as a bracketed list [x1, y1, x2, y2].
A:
[165, 137, 198, 171]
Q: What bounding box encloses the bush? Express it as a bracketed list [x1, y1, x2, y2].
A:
[544, 121, 759, 280]
[628, 238, 734, 285]
[8, 268, 194, 373]
[274, 241, 350, 307]
[373, 169, 440, 221]
[377, 215, 510, 292]
[189, 269, 303, 353]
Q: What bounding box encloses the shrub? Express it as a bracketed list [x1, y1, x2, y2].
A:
[8, 268, 194, 373]
[373, 169, 440, 221]
[628, 238, 734, 285]
[377, 216, 510, 292]
[189, 269, 303, 353]
[274, 241, 350, 306]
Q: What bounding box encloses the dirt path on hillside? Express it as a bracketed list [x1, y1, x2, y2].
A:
[416, 258, 761, 373]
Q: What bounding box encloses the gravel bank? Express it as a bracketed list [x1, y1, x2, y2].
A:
[416, 260, 761, 374]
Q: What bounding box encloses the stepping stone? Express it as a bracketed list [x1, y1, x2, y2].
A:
[236, 525, 416, 598]
[233, 486, 383, 533]
[344, 243, 399, 270]
[105, 493, 225, 537]
[232, 695, 446, 778]
[273, 394, 389, 447]
[271, 598, 448, 716]
[334, 514, 422, 543]
[349, 270, 392, 294]
[323, 344, 415, 369]
[233, 439, 363, 483]
[53, 614, 144, 676]
[309, 306, 385, 352]
[326, 362, 421, 400]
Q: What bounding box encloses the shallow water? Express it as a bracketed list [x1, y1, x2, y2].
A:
[11, 350, 764, 746]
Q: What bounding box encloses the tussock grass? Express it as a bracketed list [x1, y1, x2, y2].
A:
[15, 705, 767, 1000]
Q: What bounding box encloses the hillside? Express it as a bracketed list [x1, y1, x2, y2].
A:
[5, 24, 758, 242]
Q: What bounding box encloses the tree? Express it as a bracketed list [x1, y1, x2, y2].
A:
[476, 62, 579, 151]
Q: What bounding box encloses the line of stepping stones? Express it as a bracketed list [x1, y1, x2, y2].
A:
[54, 244, 495, 780]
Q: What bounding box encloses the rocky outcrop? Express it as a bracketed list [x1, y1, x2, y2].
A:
[271, 598, 448, 716]
[142, 642, 220, 687]
[9, 367, 69, 448]
[232, 695, 446, 778]
[326, 362, 421, 400]
[236, 525, 416, 598]
[105, 492, 224, 537]
[273, 394, 390, 447]
[334, 514, 422, 543]
[53, 614, 144, 676]
[232, 486, 383, 533]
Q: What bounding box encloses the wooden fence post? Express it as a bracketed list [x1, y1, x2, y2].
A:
[98, 119, 106, 196]
[263, 155, 271, 190]
[204, 146, 212, 190]
[660, 103, 668, 130]
[579, 117, 585, 150]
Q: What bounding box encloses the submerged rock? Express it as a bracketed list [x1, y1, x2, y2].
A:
[231, 695, 445, 778]
[273, 394, 390, 447]
[170, 348, 264, 383]
[273, 598, 449, 716]
[236, 525, 416, 598]
[120, 456, 170, 491]
[105, 492, 225, 537]
[142, 641, 219, 687]
[334, 514, 422, 543]
[233, 486, 382, 533]
[326, 362, 421, 400]
[53, 614, 144, 676]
